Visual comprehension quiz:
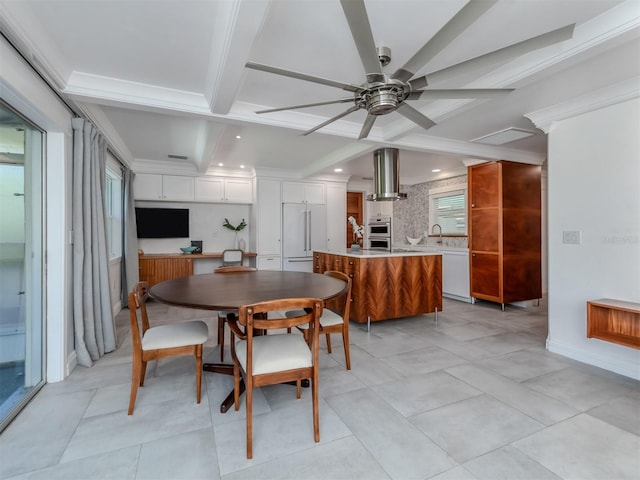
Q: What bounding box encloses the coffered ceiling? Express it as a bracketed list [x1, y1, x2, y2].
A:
[1, 0, 638, 184]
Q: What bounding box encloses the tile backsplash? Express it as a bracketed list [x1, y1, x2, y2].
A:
[392, 174, 468, 248]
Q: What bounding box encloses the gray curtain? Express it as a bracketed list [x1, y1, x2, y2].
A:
[121, 168, 139, 307]
[72, 118, 116, 367]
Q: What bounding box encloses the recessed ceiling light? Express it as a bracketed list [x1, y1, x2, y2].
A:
[334, 168, 343, 172]
[432, 168, 441, 173]
[218, 163, 224, 167]
[240, 165, 245, 169]
[235, 135, 241, 139]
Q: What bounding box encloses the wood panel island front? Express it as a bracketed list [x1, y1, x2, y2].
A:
[314, 250, 442, 324]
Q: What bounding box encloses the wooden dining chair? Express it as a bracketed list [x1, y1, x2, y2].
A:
[127, 282, 209, 415]
[287, 270, 352, 369]
[227, 298, 323, 459]
[214, 266, 258, 360]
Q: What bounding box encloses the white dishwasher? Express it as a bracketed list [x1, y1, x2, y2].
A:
[439, 249, 471, 302]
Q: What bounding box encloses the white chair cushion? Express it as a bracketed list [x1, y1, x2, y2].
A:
[286, 309, 343, 329]
[142, 321, 209, 350]
[235, 334, 311, 375]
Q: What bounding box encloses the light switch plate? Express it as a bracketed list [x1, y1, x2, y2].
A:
[563, 230, 581, 245]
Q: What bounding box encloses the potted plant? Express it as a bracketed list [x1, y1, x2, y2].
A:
[222, 218, 247, 249]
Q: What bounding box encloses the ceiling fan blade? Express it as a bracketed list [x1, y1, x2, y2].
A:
[358, 114, 377, 140]
[392, 0, 498, 83]
[427, 24, 575, 85]
[246, 62, 362, 93]
[340, 0, 383, 77]
[302, 105, 361, 136]
[396, 103, 436, 131]
[256, 98, 354, 114]
[407, 88, 514, 100]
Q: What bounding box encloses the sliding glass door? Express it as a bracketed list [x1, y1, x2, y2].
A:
[0, 102, 44, 431]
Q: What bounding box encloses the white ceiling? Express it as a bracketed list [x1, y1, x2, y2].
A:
[1, 0, 638, 184]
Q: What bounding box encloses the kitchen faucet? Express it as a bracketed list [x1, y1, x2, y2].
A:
[431, 224, 442, 244]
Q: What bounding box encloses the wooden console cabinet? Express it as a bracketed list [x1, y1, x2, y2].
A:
[314, 251, 442, 323]
[139, 255, 194, 287]
[468, 161, 541, 306]
[138, 252, 257, 287]
[587, 298, 640, 349]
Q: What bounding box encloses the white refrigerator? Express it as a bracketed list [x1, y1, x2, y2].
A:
[282, 203, 327, 272]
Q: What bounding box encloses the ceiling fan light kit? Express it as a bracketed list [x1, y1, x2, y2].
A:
[245, 0, 575, 140]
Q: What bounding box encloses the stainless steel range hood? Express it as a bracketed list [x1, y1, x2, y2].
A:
[366, 148, 407, 201]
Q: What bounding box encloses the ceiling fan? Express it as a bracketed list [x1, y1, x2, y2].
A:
[246, 0, 575, 140]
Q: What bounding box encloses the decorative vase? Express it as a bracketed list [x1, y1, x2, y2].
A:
[238, 237, 246, 251]
[233, 232, 239, 249]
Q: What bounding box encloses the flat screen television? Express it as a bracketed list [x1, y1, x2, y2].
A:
[136, 207, 189, 238]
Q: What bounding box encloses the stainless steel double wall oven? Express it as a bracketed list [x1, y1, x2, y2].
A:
[366, 215, 392, 250]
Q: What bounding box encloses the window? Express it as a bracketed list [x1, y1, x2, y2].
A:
[429, 184, 467, 235]
[105, 161, 122, 260]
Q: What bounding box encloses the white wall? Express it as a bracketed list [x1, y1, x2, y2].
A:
[547, 98, 640, 380]
[135, 201, 251, 254]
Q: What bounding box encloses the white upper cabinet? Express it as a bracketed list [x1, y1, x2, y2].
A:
[223, 178, 253, 203]
[282, 181, 325, 204]
[194, 177, 252, 203]
[135, 174, 252, 203]
[135, 173, 194, 201]
[193, 176, 224, 202]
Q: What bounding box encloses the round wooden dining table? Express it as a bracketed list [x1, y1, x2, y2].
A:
[149, 270, 348, 412]
[149, 270, 348, 311]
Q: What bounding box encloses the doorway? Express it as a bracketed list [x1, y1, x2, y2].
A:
[0, 102, 45, 431]
[346, 191, 363, 247]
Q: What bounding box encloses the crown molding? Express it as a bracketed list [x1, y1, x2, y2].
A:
[392, 133, 545, 165]
[133, 158, 255, 178]
[525, 77, 640, 133]
[0, 2, 70, 90]
[64, 72, 212, 115]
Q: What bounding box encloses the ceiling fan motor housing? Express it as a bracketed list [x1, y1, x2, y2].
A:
[363, 77, 407, 115]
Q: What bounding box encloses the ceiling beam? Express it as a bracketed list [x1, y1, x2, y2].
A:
[205, 0, 270, 115]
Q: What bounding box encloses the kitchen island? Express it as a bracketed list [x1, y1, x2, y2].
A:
[313, 249, 442, 324]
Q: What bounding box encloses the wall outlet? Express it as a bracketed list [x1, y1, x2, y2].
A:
[563, 230, 581, 245]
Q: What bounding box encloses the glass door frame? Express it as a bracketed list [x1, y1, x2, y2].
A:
[0, 100, 46, 432]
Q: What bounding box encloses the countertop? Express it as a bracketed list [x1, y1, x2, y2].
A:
[139, 251, 257, 259]
[393, 245, 469, 253]
[314, 248, 441, 258]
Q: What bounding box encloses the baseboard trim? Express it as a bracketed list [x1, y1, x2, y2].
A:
[65, 350, 77, 378]
[547, 338, 640, 381]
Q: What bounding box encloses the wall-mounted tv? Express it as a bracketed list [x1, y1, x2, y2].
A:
[136, 207, 189, 238]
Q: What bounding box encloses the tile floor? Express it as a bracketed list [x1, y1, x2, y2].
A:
[1, 298, 639, 480]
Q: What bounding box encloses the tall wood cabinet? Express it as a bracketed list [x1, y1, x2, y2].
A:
[468, 161, 541, 306]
